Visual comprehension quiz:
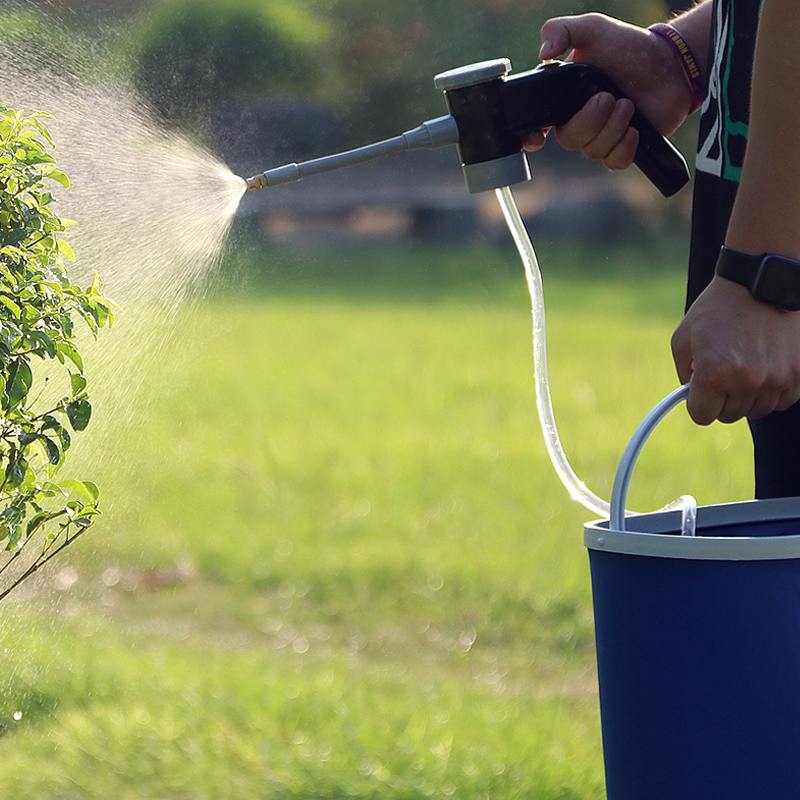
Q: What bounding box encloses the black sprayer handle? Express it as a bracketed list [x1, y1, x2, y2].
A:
[442, 60, 691, 197]
[504, 61, 690, 197]
[626, 106, 690, 197]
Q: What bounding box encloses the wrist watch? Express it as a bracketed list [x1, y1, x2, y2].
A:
[715, 246, 800, 311]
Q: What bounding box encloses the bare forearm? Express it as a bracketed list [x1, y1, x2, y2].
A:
[726, 0, 800, 258]
[671, 0, 800, 425]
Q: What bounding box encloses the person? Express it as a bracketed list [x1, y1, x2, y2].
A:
[526, 0, 800, 498]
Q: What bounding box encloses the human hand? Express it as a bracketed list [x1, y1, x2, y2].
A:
[525, 13, 696, 169]
[671, 276, 800, 424]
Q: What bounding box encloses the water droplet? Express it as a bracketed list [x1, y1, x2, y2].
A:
[54, 568, 79, 591]
[427, 574, 444, 592]
[353, 499, 371, 517]
[102, 567, 121, 587]
[292, 637, 310, 654]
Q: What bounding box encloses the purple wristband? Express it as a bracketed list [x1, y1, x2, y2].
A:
[648, 23, 705, 114]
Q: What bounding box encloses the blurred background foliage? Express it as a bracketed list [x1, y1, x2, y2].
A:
[11, 0, 687, 142]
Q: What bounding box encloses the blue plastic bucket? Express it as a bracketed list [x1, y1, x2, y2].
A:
[585, 387, 800, 800]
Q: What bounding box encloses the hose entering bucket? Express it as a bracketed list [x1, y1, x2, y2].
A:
[495, 186, 610, 517]
[495, 186, 697, 527]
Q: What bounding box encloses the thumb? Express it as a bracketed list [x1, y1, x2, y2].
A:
[670, 322, 722, 425]
[670, 321, 694, 386]
[539, 14, 606, 60]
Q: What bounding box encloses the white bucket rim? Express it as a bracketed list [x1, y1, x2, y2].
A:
[585, 497, 800, 561]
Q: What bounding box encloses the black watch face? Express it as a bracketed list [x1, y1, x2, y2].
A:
[753, 256, 800, 311]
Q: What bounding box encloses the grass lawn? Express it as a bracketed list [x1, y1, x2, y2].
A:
[0, 239, 752, 798]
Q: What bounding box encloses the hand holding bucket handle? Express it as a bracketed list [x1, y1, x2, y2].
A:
[610, 384, 693, 533]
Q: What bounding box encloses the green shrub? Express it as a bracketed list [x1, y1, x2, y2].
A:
[126, 0, 330, 128]
[0, 107, 116, 600]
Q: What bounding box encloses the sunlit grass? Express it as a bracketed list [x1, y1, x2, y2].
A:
[0, 241, 752, 798]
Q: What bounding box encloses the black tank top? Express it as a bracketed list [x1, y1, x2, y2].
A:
[687, 0, 761, 307]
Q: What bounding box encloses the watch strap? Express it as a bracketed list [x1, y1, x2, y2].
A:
[715, 246, 800, 311]
[714, 246, 761, 288]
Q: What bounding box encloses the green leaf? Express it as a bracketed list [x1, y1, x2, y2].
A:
[42, 435, 60, 465]
[26, 510, 50, 536]
[1, 228, 27, 247]
[0, 295, 21, 319]
[42, 417, 71, 452]
[5, 452, 27, 489]
[69, 373, 87, 395]
[82, 482, 99, 502]
[40, 480, 67, 498]
[56, 238, 75, 261]
[0, 321, 21, 351]
[5, 359, 32, 409]
[27, 331, 57, 358]
[46, 170, 70, 188]
[57, 479, 100, 505]
[56, 342, 83, 373]
[64, 501, 81, 518]
[6, 524, 21, 549]
[65, 398, 91, 431]
[58, 479, 91, 501]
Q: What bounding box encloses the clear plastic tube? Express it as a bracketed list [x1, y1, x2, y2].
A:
[495, 186, 610, 517]
[496, 185, 697, 533]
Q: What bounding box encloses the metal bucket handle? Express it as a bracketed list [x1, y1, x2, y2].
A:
[610, 384, 691, 533]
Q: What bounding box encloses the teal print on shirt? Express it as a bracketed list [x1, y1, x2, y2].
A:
[696, 0, 752, 183]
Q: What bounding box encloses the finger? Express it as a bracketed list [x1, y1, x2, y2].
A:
[603, 126, 639, 171]
[522, 129, 549, 152]
[670, 321, 695, 385]
[685, 380, 727, 426]
[775, 385, 800, 414]
[580, 98, 636, 162]
[554, 92, 616, 152]
[746, 376, 800, 418]
[743, 394, 782, 421]
[540, 14, 605, 60]
[539, 17, 574, 60]
[717, 393, 761, 424]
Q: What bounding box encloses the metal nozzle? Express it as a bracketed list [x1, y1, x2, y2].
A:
[246, 174, 267, 191]
[245, 163, 302, 190]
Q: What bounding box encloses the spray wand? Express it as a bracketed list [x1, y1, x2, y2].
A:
[243, 59, 693, 521]
[245, 115, 460, 190]
[246, 59, 689, 197]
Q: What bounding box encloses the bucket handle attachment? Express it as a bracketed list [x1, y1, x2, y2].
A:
[610, 384, 693, 534]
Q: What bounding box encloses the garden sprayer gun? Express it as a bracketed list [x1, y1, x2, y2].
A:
[245, 59, 690, 197]
[244, 58, 697, 528]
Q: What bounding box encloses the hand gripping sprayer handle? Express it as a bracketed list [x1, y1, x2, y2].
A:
[435, 58, 690, 197]
[245, 58, 690, 198]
